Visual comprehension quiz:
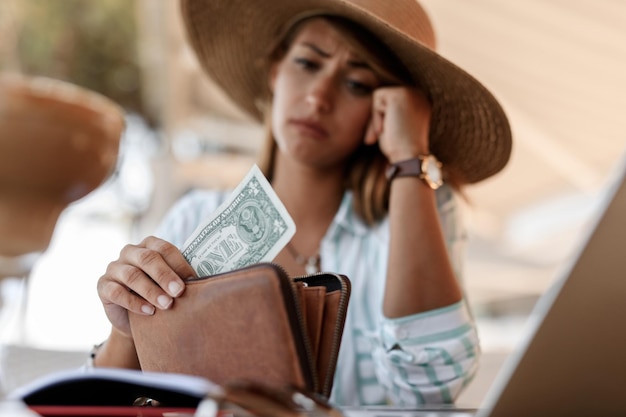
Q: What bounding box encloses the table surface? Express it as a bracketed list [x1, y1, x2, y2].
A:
[342, 405, 477, 417]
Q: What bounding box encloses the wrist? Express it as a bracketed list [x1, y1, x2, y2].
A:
[87, 340, 106, 368]
[90, 328, 140, 369]
[385, 139, 429, 163]
[387, 149, 429, 164]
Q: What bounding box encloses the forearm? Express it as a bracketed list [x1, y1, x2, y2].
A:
[383, 178, 462, 318]
[92, 327, 141, 370]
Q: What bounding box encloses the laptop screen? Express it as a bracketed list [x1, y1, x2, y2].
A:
[477, 154, 626, 417]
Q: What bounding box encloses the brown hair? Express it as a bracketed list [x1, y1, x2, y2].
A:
[257, 15, 463, 225]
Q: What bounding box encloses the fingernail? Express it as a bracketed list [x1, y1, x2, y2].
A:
[158, 295, 172, 309]
[168, 281, 183, 297]
[141, 304, 155, 315]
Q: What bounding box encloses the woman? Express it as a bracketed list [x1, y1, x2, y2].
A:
[94, 0, 512, 406]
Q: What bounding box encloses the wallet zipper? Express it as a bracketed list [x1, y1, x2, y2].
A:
[322, 274, 350, 396]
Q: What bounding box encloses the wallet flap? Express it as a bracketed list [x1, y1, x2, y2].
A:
[129, 264, 315, 393]
[296, 284, 326, 360]
[294, 274, 351, 397]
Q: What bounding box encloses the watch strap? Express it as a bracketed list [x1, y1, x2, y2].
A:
[385, 158, 423, 181]
[385, 157, 425, 180]
[385, 155, 443, 189]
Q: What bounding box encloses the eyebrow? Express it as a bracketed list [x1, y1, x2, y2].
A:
[300, 41, 372, 70]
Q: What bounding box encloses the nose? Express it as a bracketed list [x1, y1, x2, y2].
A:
[305, 76, 334, 113]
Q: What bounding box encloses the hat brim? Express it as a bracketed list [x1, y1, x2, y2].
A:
[181, 0, 512, 183]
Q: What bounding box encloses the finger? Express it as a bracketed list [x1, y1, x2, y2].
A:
[98, 272, 156, 317]
[371, 92, 387, 135]
[142, 235, 197, 281]
[126, 237, 193, 297]
[127, 245, 183, 300]
[365, 111, 385, 145]
[372, 89, 388, 111]
[364, 119, 378, 145]
[105, 260, 176, 311]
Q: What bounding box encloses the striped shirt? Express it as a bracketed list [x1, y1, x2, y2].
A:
[155, 184, 479, 406]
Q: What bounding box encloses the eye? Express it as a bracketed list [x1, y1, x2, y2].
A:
[345, 79, 375, 96]
[293, 57, 319, 71]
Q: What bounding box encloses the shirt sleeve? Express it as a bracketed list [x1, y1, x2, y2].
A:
[372, 301, 480, 405]
[154, 189, 229, 248]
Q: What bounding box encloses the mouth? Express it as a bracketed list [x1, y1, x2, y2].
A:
[289, 118, 329, 139]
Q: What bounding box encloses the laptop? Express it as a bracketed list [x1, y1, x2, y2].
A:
[344, 153, 626, 417]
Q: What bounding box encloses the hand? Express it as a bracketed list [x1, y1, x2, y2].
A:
[364, 87, 432, 162]
[97, 236, 197, 336]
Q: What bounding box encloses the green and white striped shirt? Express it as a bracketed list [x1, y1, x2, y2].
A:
[156, 185, 479, 406]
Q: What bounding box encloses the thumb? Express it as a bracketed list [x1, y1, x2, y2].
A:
[364, 119, 379, 145]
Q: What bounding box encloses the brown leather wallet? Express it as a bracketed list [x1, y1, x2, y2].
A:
[128, 263, 351, 398]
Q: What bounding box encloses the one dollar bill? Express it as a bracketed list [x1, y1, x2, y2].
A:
[181, 164, 295, 276]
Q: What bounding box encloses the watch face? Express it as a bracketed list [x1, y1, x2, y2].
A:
[422, 155, 443, 189]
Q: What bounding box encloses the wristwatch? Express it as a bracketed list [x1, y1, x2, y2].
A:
[385, 155, 443, 190]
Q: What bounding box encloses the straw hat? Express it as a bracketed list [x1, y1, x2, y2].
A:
[180, 0, 512, 183]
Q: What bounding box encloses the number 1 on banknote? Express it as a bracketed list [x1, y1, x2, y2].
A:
[181, 165, 296, 276]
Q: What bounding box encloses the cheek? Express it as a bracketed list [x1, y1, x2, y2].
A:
[340, 102, 372, 148]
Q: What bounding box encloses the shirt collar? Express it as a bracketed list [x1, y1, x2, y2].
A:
[327, 191, 371, 239]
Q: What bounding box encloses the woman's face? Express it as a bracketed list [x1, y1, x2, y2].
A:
[269, 18, 381, 170]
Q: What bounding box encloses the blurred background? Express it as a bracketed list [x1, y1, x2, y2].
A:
[0, 0, 625, 405]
